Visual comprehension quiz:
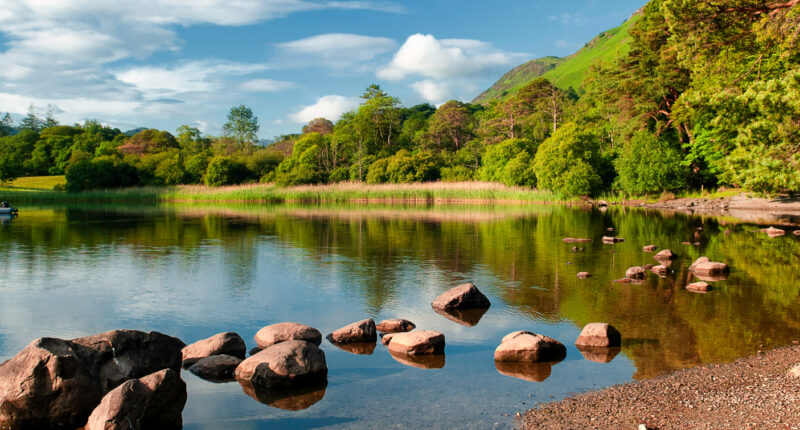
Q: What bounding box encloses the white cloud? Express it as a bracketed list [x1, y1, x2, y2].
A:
[115, 61, 270, 98]
[377, 34, 526, 81]
[277, 33, 397, 68]
[289, 95, 360, 123]
[411, 80, 451, 104]
[548, 12, 585, 26]
[240, 79, 296, 92]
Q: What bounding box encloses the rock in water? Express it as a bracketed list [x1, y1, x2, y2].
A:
[602, 236, 624, 243]
[254, 322, 322, 349]
[651, 265, 669, 276]
[376, 319, 416, 333]
[760, 226, 785, 237]
[494, 331, 566, 363]
[188, 354, 243, 382]
[575, 323, 621, 347]
[653, 249, 677, 261]
[327, 318, 377, 343]
[642, 245, 658, 252]
[625, 266, 647, 280]
[0, 330, 184, 429]
[431, 283, 491, 310]
[182, 331, 246, 366]
[235, 340, 327, 389]
[85, 369, 187, 430]
[385, 330, 445, 356]
[576, 272, 592, 279]
[689, 257, 729, 276]
[686, 281, 712, 293]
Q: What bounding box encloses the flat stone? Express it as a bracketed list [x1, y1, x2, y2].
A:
[327, 318, 377, 343]
[494, 331, 566, 363]
[575, 323, 621, 347]
[385, 330, 445, 356]
[254, 322, 322, 349]
[182, 332, 246, 366]
[376, 319, 415, 333]
[431, 283, 491, 310]
[602, 236, 624, 243]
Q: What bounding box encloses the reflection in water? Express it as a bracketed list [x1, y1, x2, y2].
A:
[576, 346, 622, 363]
[329, 341, 376, 355]
[389, 350, 446, 369]
[494, 360, 559, 382]
[432, 307, 489, 327]
[239, 380, 328, 411]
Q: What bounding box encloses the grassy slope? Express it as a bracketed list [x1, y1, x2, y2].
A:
[0, 175, 66, 191]
[474, 15, 638, 104]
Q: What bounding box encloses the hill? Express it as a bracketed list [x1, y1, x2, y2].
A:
[473, 13, 639, 104]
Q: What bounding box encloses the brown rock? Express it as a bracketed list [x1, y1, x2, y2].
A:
[602, 236, 624, 243]
[234, 340, 327, 389]
[385, 330, 445, 356]
[686, 281, 712, 293]
[654, 249, 677, 260]
[625, 266, 647, 280]
[240, 380, 327, 410]
[794, 230, 800, 236]
[577, 345, 621, 363]
[642, 264, 654, 270]
[494, 331, 567, 363]
[182, 331, 246, 366]
[389, 350, 445, 369]
[0, 330, 184, 429]
[327, 318, 377, 343]
[495, 360, 556, 382]
[642, 245, 658, 252]
[431, 283, 491, 310]
[562, 238, 592, 243]
[689, 257, 729, 276]
[651, 265, 669, 276]
[761, 226, 786, 237]
[188, 354, 242, 382]
[85, 369, 186, 430]
[575, 323, 621, 347]
[380, 333, 394, 346]
[576, 272, 592, 279]
[254, 322, 322, 349]
[376, 318, 416, 333]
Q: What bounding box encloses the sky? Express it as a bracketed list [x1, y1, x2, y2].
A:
[0, 0, 645, 139]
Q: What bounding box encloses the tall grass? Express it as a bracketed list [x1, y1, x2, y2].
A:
[0, 181, 572, 205]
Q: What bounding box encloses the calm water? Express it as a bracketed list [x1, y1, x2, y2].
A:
[1, 203, 799, 429]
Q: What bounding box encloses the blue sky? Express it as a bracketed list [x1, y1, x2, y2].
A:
[0, 0, 644, 139]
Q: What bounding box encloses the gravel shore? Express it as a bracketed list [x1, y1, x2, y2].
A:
[521, 345, 800, 429]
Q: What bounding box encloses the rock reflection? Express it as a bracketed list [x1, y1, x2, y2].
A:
[239, 380, 327, 411]
[432, 307, 489, 327]
[330, 341, 376, 355]
[389, 350, 445, 369]
[576, 345, 621, 363]
[494, 360, 559, 382]
[691, 273, 729, 282]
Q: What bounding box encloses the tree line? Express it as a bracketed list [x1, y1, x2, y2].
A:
[1, 0, 797, 196]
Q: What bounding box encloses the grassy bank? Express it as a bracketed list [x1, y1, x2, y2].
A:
[0, 178, 571, 205]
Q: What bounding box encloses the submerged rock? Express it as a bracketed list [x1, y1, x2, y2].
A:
[235, 340, 327, 389]
[625, 266, 647, 280]
[182, 331, 246, 366]
[385, 330, 445, 356]
[686, 281, 712, 293]
[642, 245, 658, 252]
[431, 283, 491, 310]
[376, 318, 415, 333]
[188, 354, 242, 382]
[494, 331, 566, 363]
[575, 323, 621, 347]
[254, 322, 322, 349]
[602, 236, 625, 243]
[85, 369, 186, 430]
[327, 318, 377, 343]
[576, 272, 592, 279]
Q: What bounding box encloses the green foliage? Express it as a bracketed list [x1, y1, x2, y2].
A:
[479, 138, 537, 187]
[366, 150, 442, 184]
[203, 156, 249, 187]
[65, 155, 138, 191]
[614, 131, 687, 195]
[440, 166, 475, 182]
[534, 123, 604, 196]
[274, 133, 326, 186]
[223, 105, 260, 149]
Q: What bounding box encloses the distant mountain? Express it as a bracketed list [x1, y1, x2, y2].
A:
[474, 12, 640, 104]
[123, 127, 148, 137]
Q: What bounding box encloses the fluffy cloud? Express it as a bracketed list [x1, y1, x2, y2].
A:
[377, 34, 525, 81]
[289, 95, 360, 123]
[277, 33, 397, 68]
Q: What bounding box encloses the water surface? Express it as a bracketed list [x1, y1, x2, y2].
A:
[0, 204, 798, 429]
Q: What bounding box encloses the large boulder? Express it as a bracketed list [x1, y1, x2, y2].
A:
[575, 323, 621, 347]
[254, 322, 322, 349]
[431, 283, 491, 310]
[85, 368, 186, 430]
[494, 331, 566, 363]
[188, 354, 242, 382]
[327, 318, 377, 343]
[182, 332, 246, 366]
[385, 330, 445, 356]
[0, 330, 184, 429]
[376, 319, 416, 333]
[234, 340, 327, 389]
[625, 266, 647, 280]
[689, 257, 729, 276]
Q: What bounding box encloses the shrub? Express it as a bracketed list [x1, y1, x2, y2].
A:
[533, 122, 604, 196]
[203, 156, 249, 186]
[479, 138, 537, 187]
[614, 130, 688, 195]
[65, 156, 138, 191]
[441, 166, 474, 182]
[366, 158, 390, 184]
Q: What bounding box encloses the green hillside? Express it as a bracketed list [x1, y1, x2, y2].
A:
[474, 14, 639, 104]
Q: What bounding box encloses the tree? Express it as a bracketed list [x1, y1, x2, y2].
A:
[533, 122, 606, 196]
[424, 100, 475, 151]
[614, 130, 688, 195]
[223, 105, 260, 151]
[0, 113, 13, 136]
[302, 118, 334, 135]
[19, 104, 43, 132]
[43, 105, 59, 128]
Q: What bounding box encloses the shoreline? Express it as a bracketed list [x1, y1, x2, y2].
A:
[520, 344, 800, 429]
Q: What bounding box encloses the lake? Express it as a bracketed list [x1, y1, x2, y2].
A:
[1, 203, 798, 429]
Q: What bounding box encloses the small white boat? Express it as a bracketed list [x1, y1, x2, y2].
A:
[0, 202, 17, 215]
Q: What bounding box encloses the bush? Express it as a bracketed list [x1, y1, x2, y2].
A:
[533, 123, 604, 196]
[614, 131, 688, 195]
[65, 156, 138, 191]
[274, 134, 326, 186]
[441, 166, 474, 182]
[203, 156, 249, 186]
[329, 166, 350, 183]
[366, 158, 390, 184]
[184, 154, 209, 183]
[479, 138, 537, 187]
[502, 151, 537, 187]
